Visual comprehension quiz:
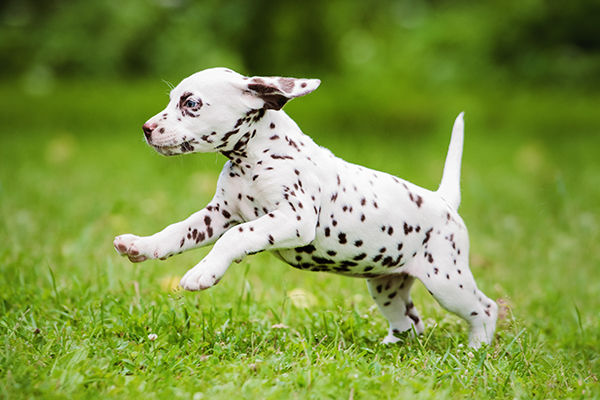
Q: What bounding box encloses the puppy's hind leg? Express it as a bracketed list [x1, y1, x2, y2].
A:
[367, 274, 425, 344]
[413, 241, 498, 348]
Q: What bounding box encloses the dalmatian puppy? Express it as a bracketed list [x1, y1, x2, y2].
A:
[114, 67, 497, 348]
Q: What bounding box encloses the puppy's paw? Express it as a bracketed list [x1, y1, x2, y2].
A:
[113, 234, 159, 263]
[381, 334, 403, 345]
[179, 264, 222, 291]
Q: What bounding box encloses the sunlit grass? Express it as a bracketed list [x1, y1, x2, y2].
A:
[0, 80, 599, 399]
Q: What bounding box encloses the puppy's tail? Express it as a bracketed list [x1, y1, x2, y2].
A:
[436, 112, 465, 211]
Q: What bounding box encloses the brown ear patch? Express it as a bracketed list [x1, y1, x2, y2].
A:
[248, 83, 288, 110]
[260, 94, 289, 110]
[248, 83, 279, 94]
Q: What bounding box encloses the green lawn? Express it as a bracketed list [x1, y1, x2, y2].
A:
[0, 79, 599, 399]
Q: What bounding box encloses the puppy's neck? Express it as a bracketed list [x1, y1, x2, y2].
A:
[220, 109, 307, 166]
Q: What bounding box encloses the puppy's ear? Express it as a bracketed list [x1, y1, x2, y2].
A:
[246, 76, 320, 110]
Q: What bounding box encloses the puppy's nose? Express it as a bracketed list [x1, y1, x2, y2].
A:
[142, 123, 157, 140]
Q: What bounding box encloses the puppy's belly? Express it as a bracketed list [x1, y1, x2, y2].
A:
[273, 240, 412, 278]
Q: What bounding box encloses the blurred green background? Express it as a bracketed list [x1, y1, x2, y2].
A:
[3, 0, 600, 87]
[1, 1, 600, 397]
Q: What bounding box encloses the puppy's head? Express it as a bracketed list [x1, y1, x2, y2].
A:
[142, 68, 320, 156]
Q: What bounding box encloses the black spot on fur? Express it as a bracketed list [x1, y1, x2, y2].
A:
[415, 195, 423, 208]
[221, 129, 239, 142]
[295, 244, 317, 253]
[270, 154, 294, 160]
[422, 228, 433, 244]
[388, 254, 403, 267]
[313, 256, 335, 264]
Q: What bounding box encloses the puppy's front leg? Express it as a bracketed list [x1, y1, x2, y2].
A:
[180, 209, 316, 291]
[114, 200, 234, 263]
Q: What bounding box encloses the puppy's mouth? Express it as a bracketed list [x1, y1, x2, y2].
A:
[150, 139, 198, 156]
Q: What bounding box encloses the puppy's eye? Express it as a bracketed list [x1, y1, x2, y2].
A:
[185, 99, 198, 108]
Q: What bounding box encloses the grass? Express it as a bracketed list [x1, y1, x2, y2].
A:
[0, 77, 599, 399]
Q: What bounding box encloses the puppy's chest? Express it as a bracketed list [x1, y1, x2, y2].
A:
[227, 179, 271, 222]
[222, 146, 326, 220]
[222, 162, 300, 222]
